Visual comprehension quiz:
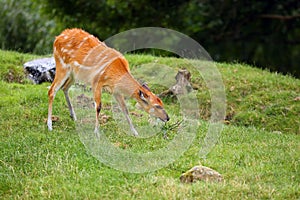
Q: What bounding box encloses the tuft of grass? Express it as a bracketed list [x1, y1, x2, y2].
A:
[0, 50, 299, 199]
[217, 63, 300, 134]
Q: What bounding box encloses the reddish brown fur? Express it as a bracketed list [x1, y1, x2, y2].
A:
[47, 28, 169, 135]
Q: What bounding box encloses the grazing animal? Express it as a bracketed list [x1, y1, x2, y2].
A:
[47, 28, 169, 136]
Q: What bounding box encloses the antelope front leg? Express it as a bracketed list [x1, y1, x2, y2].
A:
[62, 77, 76, 121]
[114, 94, 139, 136]
[94, 89, 102, 137]
[47, 95, 54, 131]
[64, 89, 77, 121]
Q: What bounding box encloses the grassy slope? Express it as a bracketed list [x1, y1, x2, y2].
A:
[0, 50, 299, 199]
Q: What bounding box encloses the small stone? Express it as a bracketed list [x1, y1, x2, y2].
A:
[180, 165, 223, 183]
[230, 86, 235, 91]
[294, 96, 300, 101]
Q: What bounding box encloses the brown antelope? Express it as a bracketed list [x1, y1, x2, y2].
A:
[47, 28, 169, 136]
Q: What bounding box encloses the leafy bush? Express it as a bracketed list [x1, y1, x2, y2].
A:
[40, 0, 300, 77]
[0, 0, 55, 54]
[1, 0, 300, 77]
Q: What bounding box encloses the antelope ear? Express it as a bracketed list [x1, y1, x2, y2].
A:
[139, 90, 148, 104]
[142, 83, 150, 91]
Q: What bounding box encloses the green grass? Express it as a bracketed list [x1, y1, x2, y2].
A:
[0, 50, 299, 199]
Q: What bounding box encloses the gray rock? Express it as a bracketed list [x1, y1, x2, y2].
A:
[180, 165, 223, 183]
[23, 57, 55, 84]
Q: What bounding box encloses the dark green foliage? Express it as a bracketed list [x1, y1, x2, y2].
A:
[0, 0, 55, 54]
[183, 0, 300, 78]
[39, 0, 187, 39]
[39, 0, 300, 77]
[1, 0, 300, 77]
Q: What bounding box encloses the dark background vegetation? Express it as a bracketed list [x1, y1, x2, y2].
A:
[1, 0, 299, 77]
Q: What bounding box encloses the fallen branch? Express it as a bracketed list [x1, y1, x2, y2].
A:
[159, 69, 195, 97]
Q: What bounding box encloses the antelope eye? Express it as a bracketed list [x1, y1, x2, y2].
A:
[139, 90, 148, 104]
[142, 100, 149, 105]
[154, 105, 163, 109]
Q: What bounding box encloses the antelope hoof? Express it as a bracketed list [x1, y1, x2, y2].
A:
[94, 127, 100, 138]
[71, 114, 77, 121]
[47, 124, 53, 131]
[131, 128, 139, 137]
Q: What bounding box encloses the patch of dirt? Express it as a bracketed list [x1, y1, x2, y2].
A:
[4, 69, 25, 83]
[76, 94, 94, 109]
[43, 116, 59, 123]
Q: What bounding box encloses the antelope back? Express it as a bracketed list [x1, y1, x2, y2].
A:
[53, 28, 124, 84]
